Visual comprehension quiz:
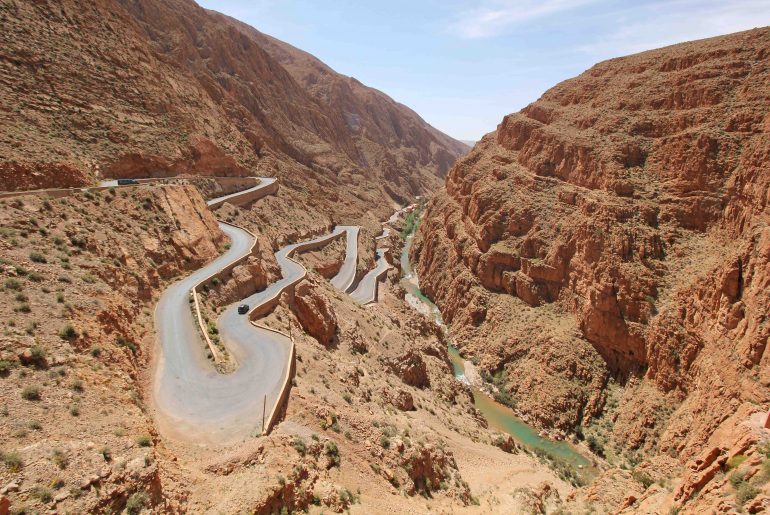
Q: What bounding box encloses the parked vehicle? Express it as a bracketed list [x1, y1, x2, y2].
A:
[238, 304, 249, 315]
[117, 179, 139, 185]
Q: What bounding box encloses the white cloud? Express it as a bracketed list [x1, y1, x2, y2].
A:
[575, 0, 770, 60]
[448, 0, 601, 39]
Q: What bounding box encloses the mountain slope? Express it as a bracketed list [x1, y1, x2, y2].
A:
[414, 27, 770, 512]
[0, 0, 464, 211]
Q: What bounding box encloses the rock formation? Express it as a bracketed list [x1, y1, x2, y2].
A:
[293, 282, 338, 347]
[414, 27, 770, 510]
[0, 0, 466, 221]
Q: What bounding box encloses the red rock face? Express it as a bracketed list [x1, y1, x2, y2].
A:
[415, 28, 770, 458]
[0, 0, 466, 207]
[293, 282, 338, 347]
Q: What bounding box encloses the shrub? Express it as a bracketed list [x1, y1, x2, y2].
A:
[90, 347, 101, 357]
[632, 470, 654, 489]
[99, 447, 112, 461]
[727, 454, 748, 470]
[28, 271, 43, 282]
[56, 292, 65, 303]
[379, 435, 391, 449]
[1, 450, 23, 472]
[21, 384, 41, 401]
[0, 360, 12, 377]
[136, 435, 152, 447]
[32, 486, 53, 503]
[125, 491, 149, 515]
[29, 251, 47, 264]
[30, 345, 45, 362]
[51, 449, 68, 470]
[325, 441, 340, 467]
[4, 278, 22, 290]
[71, 379, 84, 392]
[15, 293, 28, 302]
[59, 324, 79, 340]
[292, 437, 306, 456]
[82, 273, 97, 284]
[729, 470, 746, 488]
[28, 420, 42, 431]
[17, 302, 31, 313]
[116, 335, 137, 354]
[736, 482, 759, 505]
[586, 435, 606, 458]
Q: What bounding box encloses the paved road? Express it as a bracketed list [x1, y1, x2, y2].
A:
[349, 248, 391, 304]
[153, 223, 289, 443]
[206, 177, 276, 208]
[329, 225, 359, 293]
[153, 220, 355, 443]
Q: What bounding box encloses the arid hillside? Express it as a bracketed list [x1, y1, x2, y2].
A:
[414, 27, 770, 512]
[0, 0, 465, 211]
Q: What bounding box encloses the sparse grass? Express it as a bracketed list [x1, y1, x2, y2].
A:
[51, 449, 68, 470]
[1, 450, 24, 472]
[29, 345, 46, 368]
[29, 251, 47, 263]
[4, 278, 22, 291]
[632, 470, 654, 489]
[325, 441, 340, 467]
[292, 436, 306, 456]
[125, 491, 149, 514]
[736, 482, 759, 505]
[0, 360, 12, 377]
[59, 324, 79, 340]
[727, 454, 748, 470]
[32, 486, 53, 503]
[21, 384, 41, 401]
[116, 335, 137, 354]
[136, 435, 152, 447]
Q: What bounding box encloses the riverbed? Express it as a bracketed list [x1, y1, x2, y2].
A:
[400, 229, 596, 480]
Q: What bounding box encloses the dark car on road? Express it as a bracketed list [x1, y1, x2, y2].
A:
[117, 179, 139, 185]
[238, 304, 249, 315]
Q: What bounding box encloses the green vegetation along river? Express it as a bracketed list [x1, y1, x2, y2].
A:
[400, 224, 597, 483]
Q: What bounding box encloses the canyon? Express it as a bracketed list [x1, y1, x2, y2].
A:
[0, 0, 768, 512]
[414, 27, 770, 513]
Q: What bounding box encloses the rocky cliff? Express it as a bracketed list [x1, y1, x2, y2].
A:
[414, 27, 770, 509]
[0, 0, 465, 209]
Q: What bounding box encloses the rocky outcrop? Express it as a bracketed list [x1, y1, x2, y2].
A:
[399, 444, 471, 503]
[383, 349, 430, 388]
[293, 282, 337, 346]
[1, 0, 464, 220]
[414, 26, 770, 499]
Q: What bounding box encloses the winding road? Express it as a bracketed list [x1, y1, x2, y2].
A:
[3, 176, 394, 441]
[349, 248, 391, 304]
[152, 180, 365, 442]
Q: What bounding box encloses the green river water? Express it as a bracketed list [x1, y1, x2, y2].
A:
[400, 230, 596, 479]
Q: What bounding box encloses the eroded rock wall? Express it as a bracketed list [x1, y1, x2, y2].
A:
[414, 28, 770, 460]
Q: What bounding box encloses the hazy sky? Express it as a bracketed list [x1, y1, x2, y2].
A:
[197, 0, 770, 141]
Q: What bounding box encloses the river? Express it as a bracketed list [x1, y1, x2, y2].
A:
[399, 229, 597, 482]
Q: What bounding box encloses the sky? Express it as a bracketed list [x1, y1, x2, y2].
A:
[197, 0, 770, 141]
